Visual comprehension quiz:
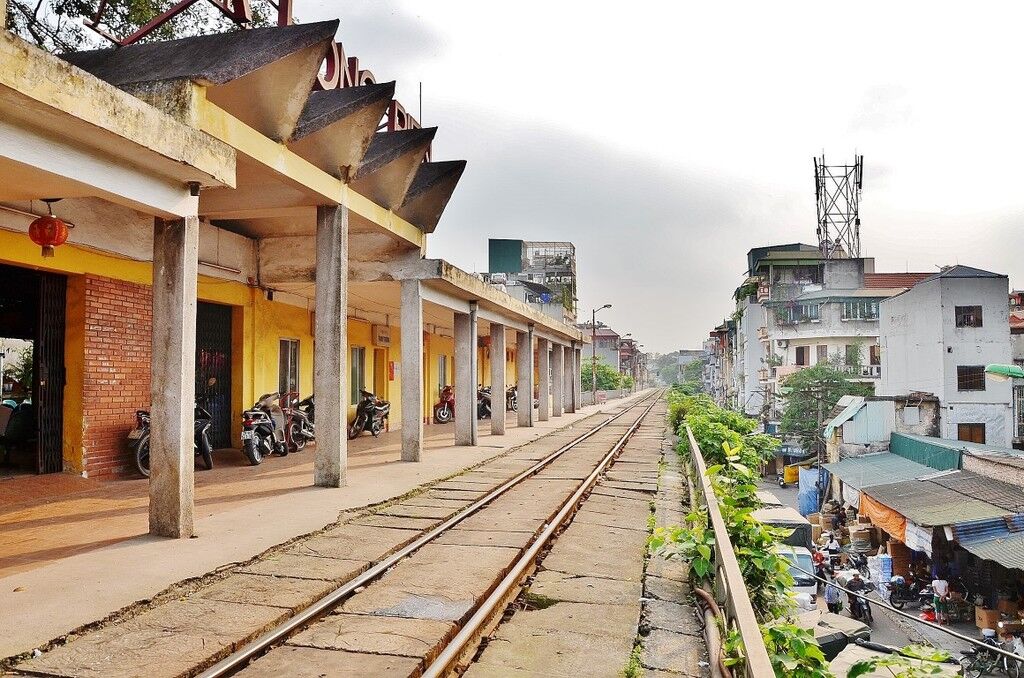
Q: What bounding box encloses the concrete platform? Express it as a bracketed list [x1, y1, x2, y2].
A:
[0, 396, 647, 660]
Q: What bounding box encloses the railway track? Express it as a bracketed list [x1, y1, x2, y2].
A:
[12, 390, 663, 678]
[204, 391, 664, 678]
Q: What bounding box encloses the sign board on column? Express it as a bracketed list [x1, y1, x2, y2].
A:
[372, 324, 391, 347]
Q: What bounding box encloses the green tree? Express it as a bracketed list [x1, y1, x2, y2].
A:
[8, 0, 271, 53]
[4, 344, 33, 394]
[587, 357, 624, 390]
[779, 362, 872, 454]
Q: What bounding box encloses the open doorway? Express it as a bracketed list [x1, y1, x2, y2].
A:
[0, 263, 66, 475]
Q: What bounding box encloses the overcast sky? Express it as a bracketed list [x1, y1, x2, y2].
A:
[301, 1, 1024, 353]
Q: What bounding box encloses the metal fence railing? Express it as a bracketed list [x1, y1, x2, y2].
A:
[685, 425, 773, 677]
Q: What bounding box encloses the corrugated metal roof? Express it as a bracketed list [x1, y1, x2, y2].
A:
[822, 453, 934, 491]
[928, 472, 1024, 513]
[958, 532, 1024, 571]
[953, 517, 1012, 545]
[863, 478, 1010, 527]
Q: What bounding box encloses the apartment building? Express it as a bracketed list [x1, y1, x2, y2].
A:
[879, 265, 1014, 446]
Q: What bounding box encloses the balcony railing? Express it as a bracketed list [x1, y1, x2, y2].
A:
[685, 425, 773, 676]
[838, 364, 881, 378]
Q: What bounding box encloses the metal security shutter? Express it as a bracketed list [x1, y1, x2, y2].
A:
[196, 302, 232, 449]
[36, 273, 66, 474]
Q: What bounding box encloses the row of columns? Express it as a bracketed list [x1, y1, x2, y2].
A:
[148, 203, 582, 537]
[150, 205, 351, 538]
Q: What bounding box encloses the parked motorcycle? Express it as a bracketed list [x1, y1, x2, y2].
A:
[505, 385, 518, 412]
[130, 379, 217, 477]
[282, 393, 315, 452]
[477, 386, 492, 420]
[960, 628, 1004, 678]
[348, 389, 390, 439]
[887, 575, 931, 610]
[433, 385, 455, 424]
[777, 471, 786, 488]
[241, 392, 288, 465]
[846, 550, 869, 576]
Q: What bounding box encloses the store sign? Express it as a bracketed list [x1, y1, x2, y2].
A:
[372, 324, 391, 347]
[316, 42, 423, 133]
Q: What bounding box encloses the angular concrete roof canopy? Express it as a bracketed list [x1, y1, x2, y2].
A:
[397, 160, 467, 234]
[289, 81, 395, 180]
[62, 21, 339, 142]
[350, 127, 437, 211]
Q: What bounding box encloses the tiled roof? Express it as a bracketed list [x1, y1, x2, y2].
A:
[863, 273, 933, 289]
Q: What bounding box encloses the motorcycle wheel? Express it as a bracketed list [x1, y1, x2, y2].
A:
[243, 436, 264, 466]
[434, 405, 452, 424]
[135, 437, 151, 478]
[509, 399, 518, 412]
[1006, 658, 1021, 678]
[370, 419, 383, 437]
[890, 597, 905, 610]
[288, 422, 306, 451]
[200, 445, 213, 471]
[778, 479, 786, 488]
[961, 661, 982, 678]
[348, 414, 366, 440]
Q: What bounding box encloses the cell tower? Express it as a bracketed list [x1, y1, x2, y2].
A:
[813, 154, 864, 259]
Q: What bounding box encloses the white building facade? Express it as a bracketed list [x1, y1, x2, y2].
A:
[879, 266, 1013, 447]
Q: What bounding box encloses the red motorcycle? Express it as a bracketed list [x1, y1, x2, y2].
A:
[433, 385, 454, 424]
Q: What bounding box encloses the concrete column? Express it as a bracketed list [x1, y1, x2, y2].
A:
[573, 345, 583, 411]
[149, 215, 198, 538]
[313, 205, 348, 487]
[563, 345, 575, 413]
[490, 323, 506, 435]
[517, 325, 534, 427]
[454, 302, 478, 445]
[400, 279, 423, 461]
[551, 343, 564, 417]
[537, 337, 550, 421]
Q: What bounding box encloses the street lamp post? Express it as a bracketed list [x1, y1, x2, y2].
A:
[591, 304, 611, 404]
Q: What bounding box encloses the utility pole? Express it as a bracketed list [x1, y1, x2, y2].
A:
[591, 304, 611, 403]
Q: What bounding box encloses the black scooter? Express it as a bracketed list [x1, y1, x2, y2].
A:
[477, 386, 492, 419]
[283, 393, 315, 451]
[505, 385, 518, 412]
[129, 379, 217, 478]
[241, 392, 288, 465]
[348, 389, 390, 439]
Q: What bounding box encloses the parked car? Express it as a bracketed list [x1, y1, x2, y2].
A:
[777, 545, 817, 611]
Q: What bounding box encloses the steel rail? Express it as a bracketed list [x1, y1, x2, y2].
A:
[422, 393, 663, 677]
[686, 424, 775, 677]
[198, 390, 662, 678]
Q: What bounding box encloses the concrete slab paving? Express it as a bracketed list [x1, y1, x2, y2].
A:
[238, 553, 369, 582]
[644, 574, 692, 602]
[528, 570, 643, 605]
[432, 527, 534, 549]
[235, 645, 421, 677]
[341, 543, 514, 622]
[641, 628, 707, 675]
[290, 524, 414, 561]
[289, 612, 454, 659]
[540, 523, 648, 580]
[347, 514, 440, 531]
[196, 572, 338, 611]
[376, 503, 456, 520]
[18, 598, 287, 678]
[643, 599, 703, 636]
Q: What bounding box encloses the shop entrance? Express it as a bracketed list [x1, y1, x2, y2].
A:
[0, 263, 66, 475]
[196, 302, 233, 449]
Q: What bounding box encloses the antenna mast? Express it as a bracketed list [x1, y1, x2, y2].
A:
[814, 154, 864, 259]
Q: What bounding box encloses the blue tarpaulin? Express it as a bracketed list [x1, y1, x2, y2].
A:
[797, 466, 828, 516]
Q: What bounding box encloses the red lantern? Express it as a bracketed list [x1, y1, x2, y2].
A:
[28, 213, 69, 258]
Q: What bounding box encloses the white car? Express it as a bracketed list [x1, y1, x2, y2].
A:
[777, 545, 817, 611]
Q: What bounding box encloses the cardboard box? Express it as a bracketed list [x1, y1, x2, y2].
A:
[808, 513, 819, 525]
[858, 515, 872, 525]
[850, 528, 872, 543]
[820, 513, 834, 530]
[812, 525, 822, 542]
[977, 606, 1000, 630]
[998, 599, 1019, 615]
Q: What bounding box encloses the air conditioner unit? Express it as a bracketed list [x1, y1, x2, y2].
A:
[776, 339, 789, 349]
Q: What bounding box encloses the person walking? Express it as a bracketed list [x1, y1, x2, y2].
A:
[824, 576, 843, 614]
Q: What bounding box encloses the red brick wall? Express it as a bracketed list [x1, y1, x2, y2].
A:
[82, 275, 152, 478]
